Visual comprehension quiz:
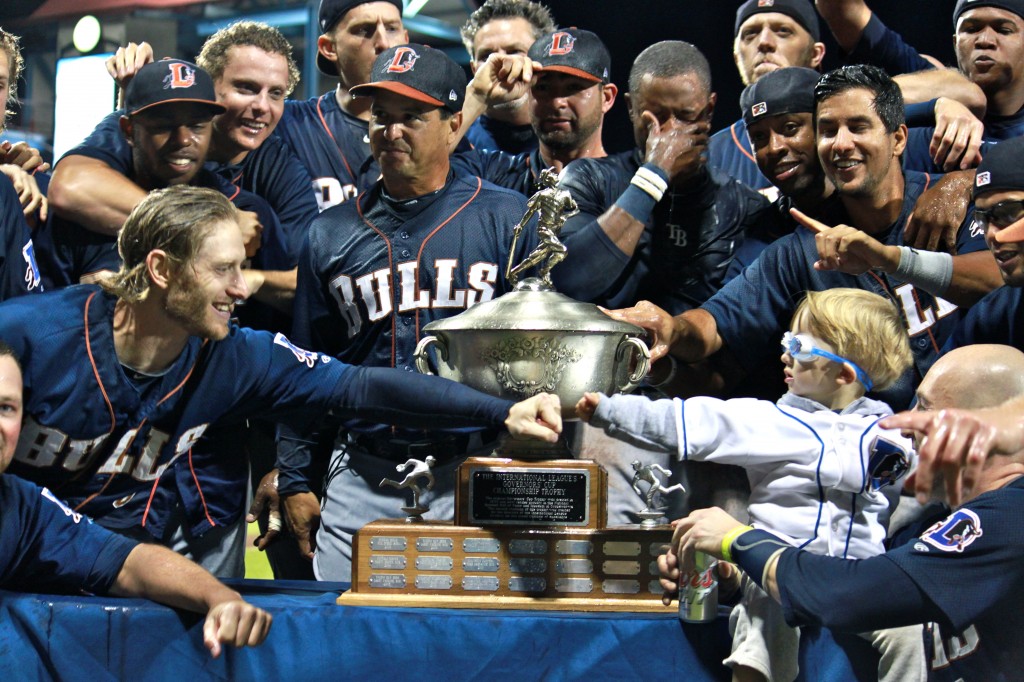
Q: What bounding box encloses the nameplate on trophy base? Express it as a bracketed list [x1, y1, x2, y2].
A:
[456, 457, 607, 529]
[341, 519, 675, 612]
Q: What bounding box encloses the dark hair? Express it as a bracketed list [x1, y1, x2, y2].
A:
[628, 40, 711, 95]
[814, 64, 904, 133]
[460, 0, 556, 58]
[0, 340, 21, 371]
[0, 27, 24, 129]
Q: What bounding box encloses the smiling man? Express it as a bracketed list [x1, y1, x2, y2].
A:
[32, 59, 286, 294]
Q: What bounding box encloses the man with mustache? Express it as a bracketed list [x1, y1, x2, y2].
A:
[279, 45, 539, 581]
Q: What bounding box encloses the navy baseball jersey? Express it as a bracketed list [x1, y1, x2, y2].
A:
[0, 285, 513, 537]
[62, 109, 317, 263]
[844, 12, 934, 75]
[702, 171, 985, 410]
[943, 284, 1024, 352]
[708, 118, 772, 191]
[465, 114, 539, 155]
[0, 474, 137, 594]
[770, 476, 1024, 681]
[292, 173, 537, 372]
[33, 170, 287, 290]
[557, 150, 777, 313]
[450, 146, 545, 195]
[274, 93, 378, 212]
[0, 175, 42, 301]
[904, 114, 1024, 174]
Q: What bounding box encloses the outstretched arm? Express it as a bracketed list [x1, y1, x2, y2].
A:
[109, 543, 272, 657]
[49, 155, 146, 235]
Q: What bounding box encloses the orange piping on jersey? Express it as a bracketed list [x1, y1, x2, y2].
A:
[223, 184, 241, 202]
[316, 95, 356, 180]
[187, 447, 217, 527]
[731, 123, 757, 164]
[357, 192, 398, 366]
[413, 176, 483, 338]
[83, 291, 117, 436]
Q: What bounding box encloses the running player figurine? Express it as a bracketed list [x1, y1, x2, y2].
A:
[379, 456, 437, 520]
[506, 168, 577, 287]
[630, 460, 684, 525]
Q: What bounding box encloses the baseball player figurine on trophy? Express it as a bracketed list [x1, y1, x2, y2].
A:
[379, 456, 437, 521]
[630, 460, 685, 527]
[505, 168, 578, 287]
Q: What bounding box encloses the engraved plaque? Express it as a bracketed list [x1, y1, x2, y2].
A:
[509, 539, 547, 555]
[602, 580, 641, 594]
[509, 577, 547, 592]
[602, 560, 640, 575]
[556, 540, 593, 555]
[416, 556, 453, 571]
[463, 557, 500, 572]
[555, 578, 593, 593]
[556, 559, 593, 574]
[463, 576, 500, 592]
[509, 557, 546, 574]
[369, 574, 407, 589]
[648, 579, 663, 594]
[469, 468, 590, 526]
[369, 555, 407, 570]
[370, 537, 407, 551]
[463, 538, 501, 553]
[415, 575, 453, 590]
[648, 560, 661, 576]
[649, 542, 669, 556]
[603, 541, 641, 556]
[416, 537, 453, 552]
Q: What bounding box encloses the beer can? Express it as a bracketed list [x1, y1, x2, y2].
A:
[679, 551, 718, 623]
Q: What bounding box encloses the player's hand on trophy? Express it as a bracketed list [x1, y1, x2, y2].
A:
[282, 491, 321, 560]
[641, 112, 709, 184]
[506, 392, 562, 442]
[105, 41, 154, 89]
[0, 163, 47, 224]
[470, 53, 537, 108]
[203, 599, 273, 658]
[904, 169, 973, 252]
[246, 469, 282, 551]
[0, 140, 50, 173]
[602, 300, 676, 361]
[575, 392, 602, 423]
[791, 207, 901, 275]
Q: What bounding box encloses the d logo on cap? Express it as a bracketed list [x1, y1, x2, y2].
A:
[386, 47, 420, 73]
[548, 32, 576, 56]
[164, 63, 196, 89]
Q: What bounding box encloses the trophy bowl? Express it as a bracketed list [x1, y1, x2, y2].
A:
[414, 279, 650, 418]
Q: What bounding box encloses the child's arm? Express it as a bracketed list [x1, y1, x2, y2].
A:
[587, 393, 684, 454]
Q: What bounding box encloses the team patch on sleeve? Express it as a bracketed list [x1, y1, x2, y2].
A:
[920, 509, 984, 553]
[40, 487, 85, 524]
[273, 333, 332, 368]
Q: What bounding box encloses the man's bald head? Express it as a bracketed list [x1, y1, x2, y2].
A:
[917, 345, 1024, 411]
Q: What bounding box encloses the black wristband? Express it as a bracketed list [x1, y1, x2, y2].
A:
[730, 528, 792, 590]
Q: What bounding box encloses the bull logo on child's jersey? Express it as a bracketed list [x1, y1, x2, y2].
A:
[547, 32, 576, 56]
[163, 62, 196, 89]
[867, 436, 910, 490]
[921, 508, 984, 553]
[386, 47, 420, 73]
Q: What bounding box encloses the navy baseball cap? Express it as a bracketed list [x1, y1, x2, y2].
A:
[528, 28, 611, 84]
[350, 44, 466, 113]
[125, 59, 226, 117]
[735, 0, 821, 42]
[973, 137, 1024, 240]
[953, 0, 1024, 23]
[740, 67, 819, 126]
[316, 0, 405, 75]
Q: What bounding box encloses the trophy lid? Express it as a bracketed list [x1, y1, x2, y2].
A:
[422, 279, 644, 335]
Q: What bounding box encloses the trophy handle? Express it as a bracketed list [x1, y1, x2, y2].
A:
[616, 336, 651, 393]
[414, 335, 447, 375]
